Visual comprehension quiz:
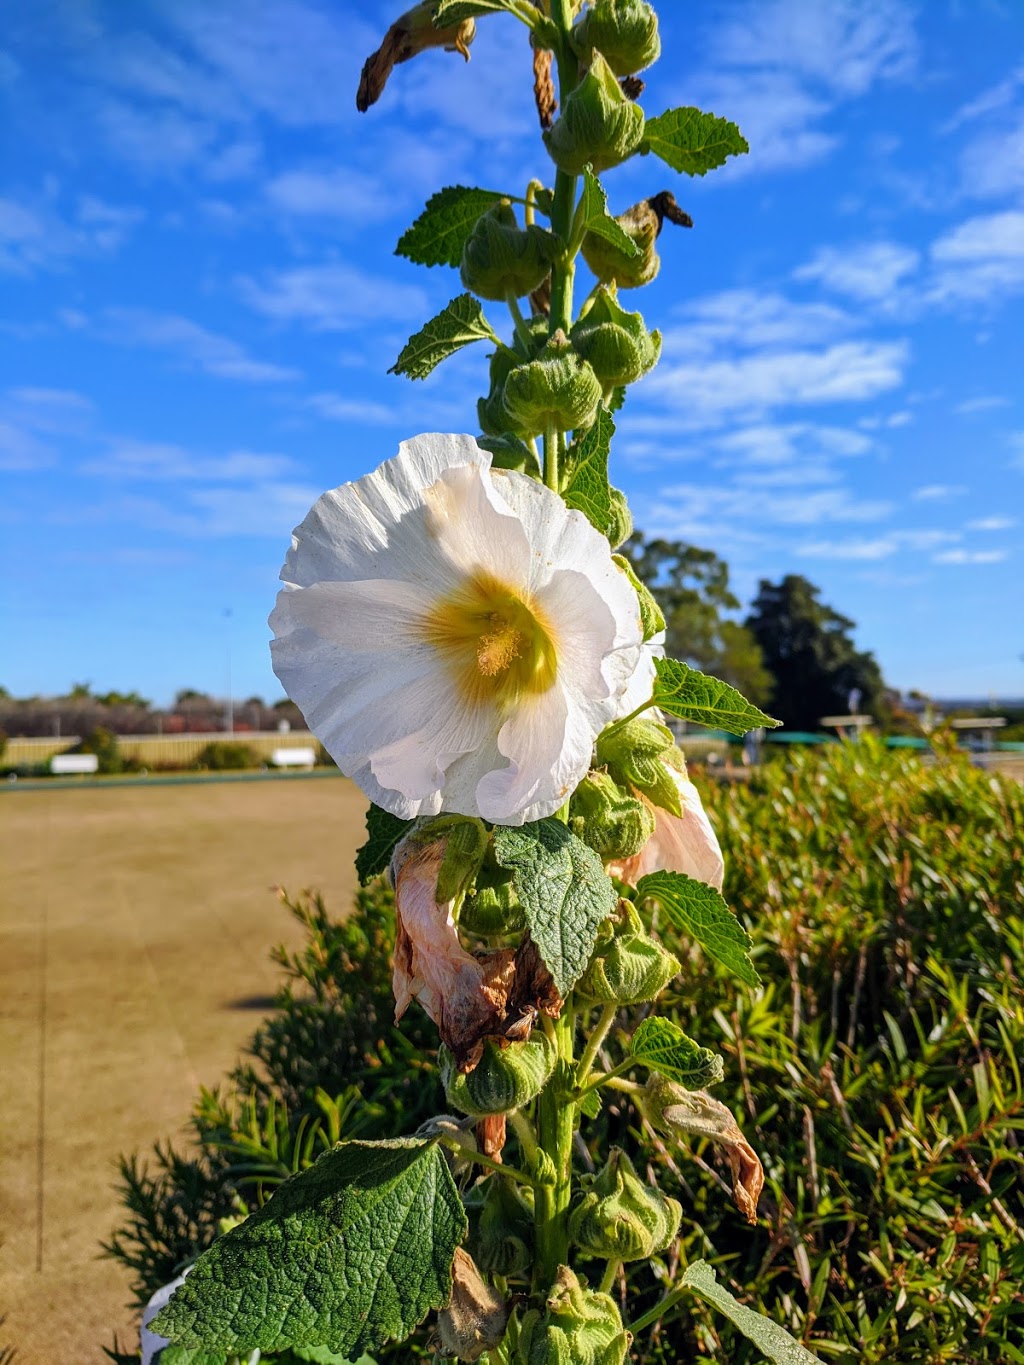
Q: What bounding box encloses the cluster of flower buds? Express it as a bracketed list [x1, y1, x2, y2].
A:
[575, 899, 680, 1006]
[569, 1147, 681, 1261]
[572, 0, 661, 76]
[501, 330, 604, 438]
[570, 770, 655, 862]
[570, 286, 662, 390]
[544, 52, 646, 176]
[517, 1265, 632, 1364]
[461, 202, 560, 301]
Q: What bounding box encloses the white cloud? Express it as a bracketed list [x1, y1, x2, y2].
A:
[713, 422, 872, 464]
[664, 289, 855, 355]
[912, 484, 967, 501]
[685, 0, 918, 175]
[644, 340, 908, 427]
[96, 99, 216, 173]
[645, 482, 892, 538]
[82, 440, 297, 482]
[793, 241, 920, 301]
[1009, 432, 1024, 469]
[933, 548, 1008, 565]
[968, 516, 1016, 531]
[928, 211, 1024, 303]
[237, 263, 428, 331]
[0, 419, 54, 471]
[797, 529, 959, 560]
[265, 168, 390, 222]
[959, 114, 1024, 201]
[101, 308, 299, 383]
[942, 64, 1024, 133]
[954, 395, 1011, 415]
[306, 392, 399, 425]
[0, 190, 141, 274]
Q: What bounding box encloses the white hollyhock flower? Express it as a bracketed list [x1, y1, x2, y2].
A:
[270, 433, 649, 825]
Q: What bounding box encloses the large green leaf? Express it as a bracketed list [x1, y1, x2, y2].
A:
[635, 871, 760, 988]
[151, 1139, 466, 1359]
[651, 658, 779, 736]
[389, 294, 498, 381]
[562, 407, 614, 536]
[355, 805, 413, 884]
[630, 1018, 724, 1089]
[493, 819, 617, 995]
[642, 108, 749, 176]
[681, 1261, 821, 1362]
[396, 186, 507, 268]
[572, 166, 639, 258]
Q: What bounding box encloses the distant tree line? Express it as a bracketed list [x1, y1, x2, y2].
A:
[0, 684, 305, 739]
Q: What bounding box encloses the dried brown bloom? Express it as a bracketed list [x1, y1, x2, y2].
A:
[532, 43, 557, 130]
[358, 3, 475, 112]
[529, 274, 551, 317]
[648, 190, 694, 232]
[435, 1247, 510, 1361]
[620, 75, 645, 100]
[392, 835, 563, 1072]
[644, 1079, 765, 1225]
[475, 1113, 507, 1162]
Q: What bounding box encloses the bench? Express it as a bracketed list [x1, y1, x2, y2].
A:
[50, 753, 99, 775]
[272, 747, 317, 769]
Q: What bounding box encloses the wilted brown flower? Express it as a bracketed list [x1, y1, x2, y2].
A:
[391, 835, 563, 1072]
[435, 1247, 510, 1361]
[643, 1078, 764, 1224]
[357, 3, 475, 112]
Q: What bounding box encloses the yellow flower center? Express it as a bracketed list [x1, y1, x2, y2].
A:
[421, 570, 558, 708]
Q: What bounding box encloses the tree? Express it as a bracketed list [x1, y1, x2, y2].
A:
[745, 575, 885, 731]
[622, 533, 773, 706]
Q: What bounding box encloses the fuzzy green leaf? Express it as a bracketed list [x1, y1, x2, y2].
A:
[154, 1347, 228, 1364]
[642, 108, 749, 176]
[562, 407, 614, 535]
[396, 186, 507, 269]
[651, 658, 780, 736]
[151, 1139, 466, 1359]
[635, 870, 760, 988]
[389, 294, 498, 380]
[681, 1261, 821, 1362]
[631, 1018, 724, 1089]
[355, 805, 413, 884]
[493, 819, 617, 994]
[573, 166, 640, 258]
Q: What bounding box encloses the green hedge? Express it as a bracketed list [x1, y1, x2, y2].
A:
[103, 742, 1024, 1362]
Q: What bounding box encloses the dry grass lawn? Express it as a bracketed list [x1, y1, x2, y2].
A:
[0, 773, 368, 1362]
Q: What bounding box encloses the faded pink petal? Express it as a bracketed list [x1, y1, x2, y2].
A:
[611, 768, 724, 890]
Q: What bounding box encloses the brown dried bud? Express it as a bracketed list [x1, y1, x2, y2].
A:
[532, 42, 557, 130]
[435, 1247, 510, 1362]
[357, 3, 475, 112]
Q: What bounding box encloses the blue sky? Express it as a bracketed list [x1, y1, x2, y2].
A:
[2, 0, 1023, 706]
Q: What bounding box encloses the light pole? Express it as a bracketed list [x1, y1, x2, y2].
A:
[224, 607, 234, 735]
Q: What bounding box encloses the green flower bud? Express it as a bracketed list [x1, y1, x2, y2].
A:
[441, 1035, 557, 1117]
[461, 202, 559, 301]
[605, 486, 633, 549]
[569, 1147, 681, 1261]
[612, 554, 665, 640]
[475, 1174, 535, 1277]
[596, 716, 683, 814]
[518, 1266, 631, 1365]
[570, 770, 655, 862]
[544, 53, 645, 176]
[575, 899, 679, 1005]
[573, 0, 661, 76]
[502, 330, 602, 438]
[581, 198, 660, 289]
[460, 874, 527, 937]
[571, 287, 661, 389]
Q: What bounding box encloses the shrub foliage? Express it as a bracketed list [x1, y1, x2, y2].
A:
[105, 742, 1024, 1361]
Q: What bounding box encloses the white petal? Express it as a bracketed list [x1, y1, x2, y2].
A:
[618, 769, 725, 890]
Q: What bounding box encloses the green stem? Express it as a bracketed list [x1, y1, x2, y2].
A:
[575, 1058, 637, 1104]
[599, 1258, 622, 1295]
[627, 1283, 690, 1336]
[534, 998, 576, 1290]
[547, 0, 580, 340]
[506, 289, 534, 352]
[575, 1003, 618, 1091]
[543, 420, 559, 492]
[508, 1108, 541, 1166]
[439, 1137, 534, 1188]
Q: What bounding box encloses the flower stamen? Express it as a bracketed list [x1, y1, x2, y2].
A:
[477, 617, 525, 677]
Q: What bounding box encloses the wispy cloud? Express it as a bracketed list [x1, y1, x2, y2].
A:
[0, 189, 143, 274]
[81, 439, 297, 482]
[793, 241, 920, 302]
[933, 548, 1008, 565]
[928, 210, 1024, 303]
[797, 529, 959, 560]
[954, 395, 1011, 415]
[912, 484, 968, 501]
[237, 263, 428, 331]
[967, 516, 1016, 531]
[99, 308, 300, 383]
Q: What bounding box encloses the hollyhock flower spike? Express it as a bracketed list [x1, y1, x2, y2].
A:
[270, 432, 651, 825]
